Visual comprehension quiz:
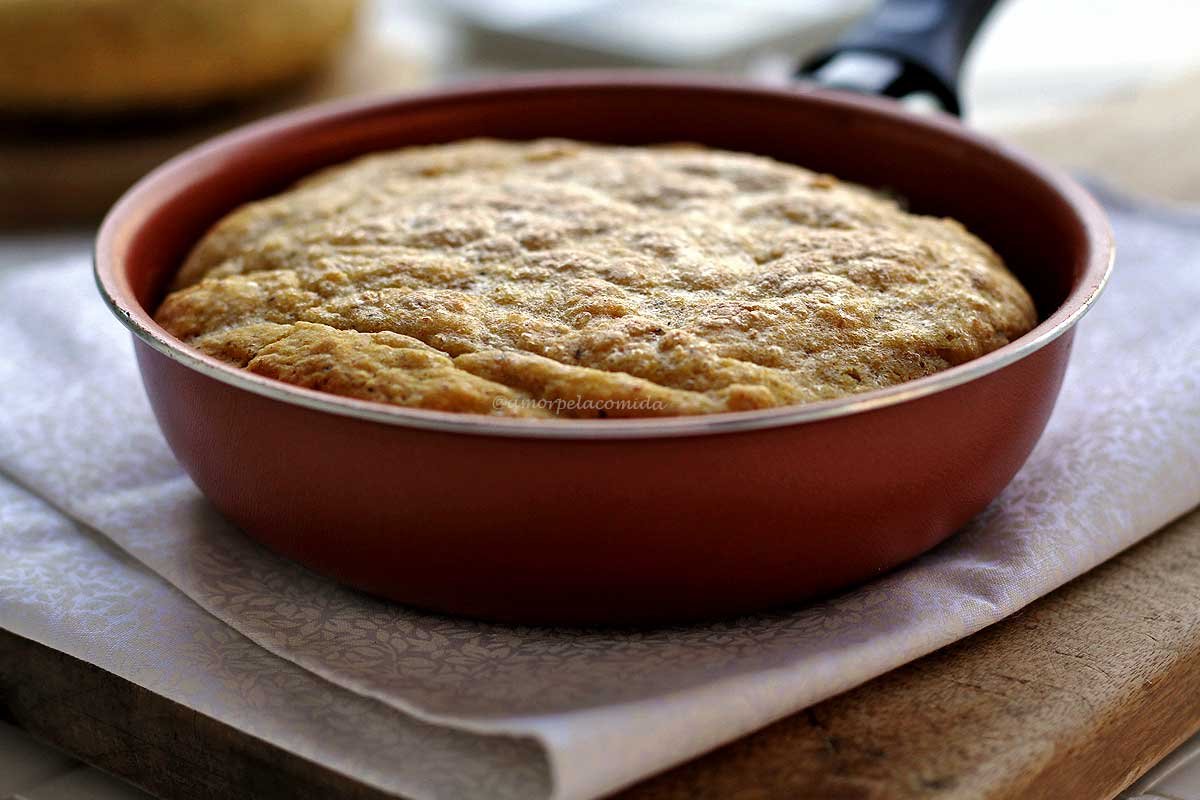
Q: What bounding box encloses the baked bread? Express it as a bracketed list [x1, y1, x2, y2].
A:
[156, 139, 1037, 419]
[0, 0, 357, 114]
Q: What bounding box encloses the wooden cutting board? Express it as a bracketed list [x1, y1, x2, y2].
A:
[2, 68, 1198, 800]
[3, 506, 1198, 800]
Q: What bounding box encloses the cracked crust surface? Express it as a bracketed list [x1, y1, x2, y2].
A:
[156, 138, 1037, 419]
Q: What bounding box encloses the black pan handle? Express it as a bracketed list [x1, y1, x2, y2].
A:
[799, 0, 1004, 117]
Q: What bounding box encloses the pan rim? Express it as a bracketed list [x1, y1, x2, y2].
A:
[95, 71, 1115, 441]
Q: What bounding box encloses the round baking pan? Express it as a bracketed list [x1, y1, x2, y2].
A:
[95, 4, 1113, 624]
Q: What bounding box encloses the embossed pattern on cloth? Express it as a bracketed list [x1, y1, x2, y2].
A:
[1, 190, 1197, 800]
[156, 139, 1036, 417]
[0, 481, 551, 800]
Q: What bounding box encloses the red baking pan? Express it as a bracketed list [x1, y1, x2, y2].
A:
[95, 0, 1113, 624]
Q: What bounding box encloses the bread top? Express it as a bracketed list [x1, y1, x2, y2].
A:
[156, 139, 1037, 419]
[0, 0, 357, 113]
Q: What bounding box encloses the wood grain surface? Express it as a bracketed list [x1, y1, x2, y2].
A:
[2, 505, 1198, 800]
[2, 64, 1198, 800]
[624, 507, 1200, 800]
[0, 628, 383, 800]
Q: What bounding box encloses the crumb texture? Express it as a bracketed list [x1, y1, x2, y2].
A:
[156, 139, 1037, 418]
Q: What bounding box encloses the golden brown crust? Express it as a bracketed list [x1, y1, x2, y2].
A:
[156, 139, 1037, 419]
[0, 0, 357, 113]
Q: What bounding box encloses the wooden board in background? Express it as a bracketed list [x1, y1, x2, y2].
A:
[3, 53, 1199, 800]
[3, 504, 1199, 800]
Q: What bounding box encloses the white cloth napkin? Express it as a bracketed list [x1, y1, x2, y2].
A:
[1, 185, 1198, 800]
